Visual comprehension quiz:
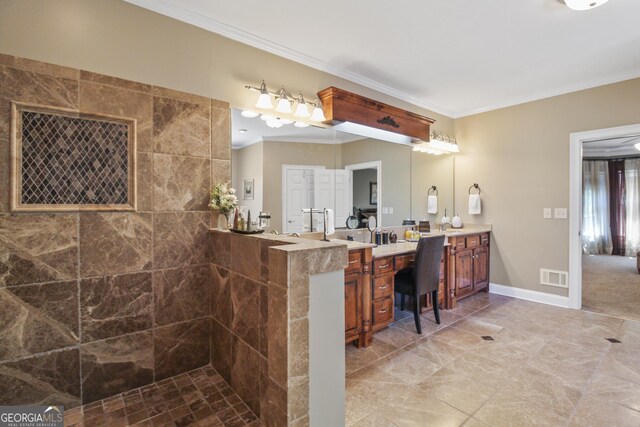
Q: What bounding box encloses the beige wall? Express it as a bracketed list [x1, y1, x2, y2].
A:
[0, 0, 453, 133]
[341, 139, 412, 226]
[454, 78, 640, 296]
[232, 142, 264, 216]
[411, 153, 455, 222]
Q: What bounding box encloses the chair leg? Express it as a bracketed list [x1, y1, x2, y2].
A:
[413, 296, 422, 334]
[400, 293, 405, 311]
[432, 290, 441, 325]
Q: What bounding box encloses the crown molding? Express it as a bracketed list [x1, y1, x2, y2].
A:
[454, 68, 640, 118]
[125, 0, 640, 120]
[123, 0, 456, 117]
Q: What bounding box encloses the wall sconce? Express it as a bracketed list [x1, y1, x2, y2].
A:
[243, 81, 326, 129]
[412, 130, 460, 155]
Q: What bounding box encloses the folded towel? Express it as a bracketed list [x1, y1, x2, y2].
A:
[427, 195, 438, 214]
[469, 194, 481, 215]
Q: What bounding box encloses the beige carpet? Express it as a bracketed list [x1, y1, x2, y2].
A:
[582, 254, 640, 320]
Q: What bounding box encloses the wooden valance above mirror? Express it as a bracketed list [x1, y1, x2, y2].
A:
[317, 87, 435, 141]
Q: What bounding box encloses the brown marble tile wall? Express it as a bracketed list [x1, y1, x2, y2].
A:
[210, 230, 346, 425]
[0, 55, 231, 408]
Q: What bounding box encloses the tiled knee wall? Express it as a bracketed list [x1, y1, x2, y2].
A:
[0, 55, 231, 408]
[210, 231, 289, 424]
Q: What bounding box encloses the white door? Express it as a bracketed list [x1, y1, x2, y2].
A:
[313, 169, 352, 229]
[284, 168, 315, 233]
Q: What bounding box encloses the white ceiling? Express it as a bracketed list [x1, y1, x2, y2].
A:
[583, 134, 640, 157]
[126, 0, 640, 118]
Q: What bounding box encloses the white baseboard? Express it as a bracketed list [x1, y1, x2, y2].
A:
[489, 283, 570, 308]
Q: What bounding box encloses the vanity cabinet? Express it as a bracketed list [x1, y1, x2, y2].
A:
[371, 256, 395, 332]
[345, 248, 372, 347]
[447, 232, 490, 307]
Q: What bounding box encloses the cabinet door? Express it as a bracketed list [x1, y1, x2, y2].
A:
[344, 272, 362, 342]
[455, 249, 474, 298]
[473, 246, 489, 290]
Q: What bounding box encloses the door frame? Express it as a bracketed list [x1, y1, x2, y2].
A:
[344, 161, 382, 226]
[568, 123, 640, 310]
[282, 164, 325, 233]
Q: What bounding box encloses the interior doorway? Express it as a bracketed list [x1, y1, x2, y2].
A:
[345, 161, 382, 227]
[569, 124, 640, 318]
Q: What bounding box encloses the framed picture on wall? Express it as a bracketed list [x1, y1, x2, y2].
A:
[369, 181, 378, 205]
[243, 179, 254, 200]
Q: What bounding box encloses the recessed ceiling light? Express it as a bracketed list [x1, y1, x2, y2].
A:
[635, 142, 640, 151]
[260, 114, 274, 121]
[241, 110, 259, 118]
[563, 0, 609, 11]
[238, 129, 248, 133]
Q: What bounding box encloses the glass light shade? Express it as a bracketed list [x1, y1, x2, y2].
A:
[266, 119, 284, 129]
[294, 121, 309, 128]
[564, 0, 609, 10]
[256, 93, 273, 109]
[294, 102, 310, 118]
[260, 114, 274, 121]
[310, 106, 326, 122]
[241, 110, 259, 118]
[635, 142, 640, 151]
[276, 97, 292, 114]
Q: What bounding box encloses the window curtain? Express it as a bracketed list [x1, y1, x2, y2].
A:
[625, 158, 640, 256]
[582, 160, 613, 255]
[609, 160, 626, 255]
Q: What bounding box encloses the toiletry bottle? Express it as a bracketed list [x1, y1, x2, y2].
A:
[233, 207, 239, 230]
[246, 210, 252, 231]
[389, 231, 397, 244]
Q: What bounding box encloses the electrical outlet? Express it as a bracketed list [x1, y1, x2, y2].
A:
[543, 208, 552, 219]
[554, 208, 567, 219]
[382, 207, 389, 214]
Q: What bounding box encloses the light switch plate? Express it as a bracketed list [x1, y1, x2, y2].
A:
[554, 208, 567, 219]
[382, 207, 389, 214]
[389, 207, 394, 214]
[543, 208, 552, 219]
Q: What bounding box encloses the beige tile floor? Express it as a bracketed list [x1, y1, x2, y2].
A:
[346, 292, 640, 427]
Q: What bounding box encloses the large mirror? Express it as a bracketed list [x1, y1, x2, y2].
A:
[230, 108, 455, 234]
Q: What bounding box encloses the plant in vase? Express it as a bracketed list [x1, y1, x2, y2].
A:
[209, 182, 238, 229]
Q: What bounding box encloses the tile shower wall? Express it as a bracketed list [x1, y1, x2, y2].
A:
[0, 55, 231, 408]
[210, 232, 287, 424]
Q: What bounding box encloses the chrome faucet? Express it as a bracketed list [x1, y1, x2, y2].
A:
[439, 222, 448, 232]
[270, 229, 280, 235]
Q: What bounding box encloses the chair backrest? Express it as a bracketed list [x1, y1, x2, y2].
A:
[413, 235, 446, 295]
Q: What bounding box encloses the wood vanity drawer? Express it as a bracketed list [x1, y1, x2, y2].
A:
[480, 233, 489, 246]
[373, 257, 394, 276]
[372, 297, 393, 325]
[395, 254, 414, 271]
[346, 251, 362, 273]
[453, 238, 466, 250]
[372, 275, 393, 300]
[466, 235, 480, 248]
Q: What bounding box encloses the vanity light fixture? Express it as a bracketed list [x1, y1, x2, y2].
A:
[310, 99, 326, 122]
[244, 81, 326, 125]
[562, 0, 609, 10]
[294, 92, 310, 118]
[275, 86, 293, 114]
[255, 80, 273, 109]
[413, 131, 460, 155]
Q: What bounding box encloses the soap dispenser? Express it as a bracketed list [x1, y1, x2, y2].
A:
[440, 209, 451, 225]
[451, 214, 463, 229]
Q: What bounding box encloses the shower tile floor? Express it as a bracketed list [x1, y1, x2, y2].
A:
[64, 366, 261, 427]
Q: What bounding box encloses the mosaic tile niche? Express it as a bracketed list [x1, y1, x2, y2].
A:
[10, 102, 136, 212]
